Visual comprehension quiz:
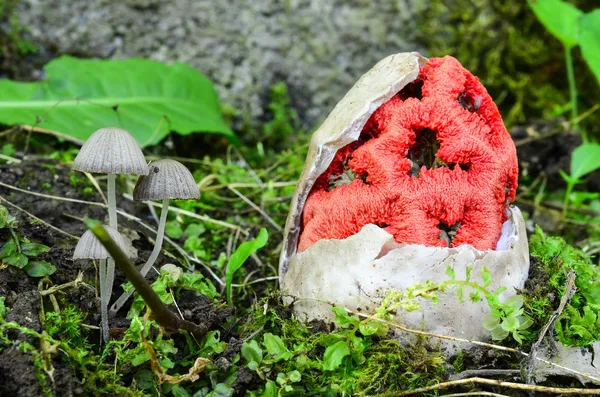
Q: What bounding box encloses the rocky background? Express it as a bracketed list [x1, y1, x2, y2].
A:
[16, 0, 422, 129]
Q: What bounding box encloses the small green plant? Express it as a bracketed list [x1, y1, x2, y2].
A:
[559, 143, 600, 214]
[0, 204, 55, 277]
[528, 0, 600, 137]
[225, 228, 268, 305]
[240, 296, 445, 396]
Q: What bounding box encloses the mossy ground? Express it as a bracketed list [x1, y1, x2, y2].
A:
[1, 2, 600, 395]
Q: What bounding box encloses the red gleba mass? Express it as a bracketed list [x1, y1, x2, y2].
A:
[298, 56, 518, 252]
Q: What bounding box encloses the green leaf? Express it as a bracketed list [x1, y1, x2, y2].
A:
[0, 56, 235, 147]
[501, 315, 520, 332]
[225, 228, 268, 305]
[4, 252, 28, 268]
[263, 333, 293, 361]
[323, 341, 350, 371]
[241, 340, 263, 366]
[0, 239, 17, 258]
[527, 0, 583, 48]
[0, 296, 7, 320]
[23, 261, 56, 277]
[0, 205, 8, 228]
[481, 267, 492, 288]
[165, 221, 183, 240]
[210, 384, 233, 397]
[332, 306, 359, 328]
[490, 326, 509, 341]
[482, 314, 500, 331]
[288, 370, 301, 383]
[171, 385, 192, 397]
[445, 265, 455, 280]
[134, 369, 155, 390]
[579, 10, 600, 84]
[261, 381, 278, 397]
[570, 144, 600, 180]
[184, 223, 205, 238]
[20, 242, 50, 257]
[503, 295, 524, 311]
[131, 350, 151, 366]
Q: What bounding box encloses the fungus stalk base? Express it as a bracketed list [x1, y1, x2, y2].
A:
[105, 173, 117, 327]
[99, 258, 109, 343]
[109, 198, 169, 315]
[107, 174, 117, 229]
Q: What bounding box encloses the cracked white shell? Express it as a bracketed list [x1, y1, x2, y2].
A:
[279, 52, 531, 353]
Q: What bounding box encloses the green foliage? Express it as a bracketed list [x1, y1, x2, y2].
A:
[417, 0, 600, 132]
[527, 0, 583, 48]
[263, 82, 300, 144]
[528, 0, 600, 143]
[527, 226, 600, 346]
[0, 56, 235, 147]
[239, 297, 445, 396]
[225, 228, 268, 305]
[0, 205, 55, 277]
[529, 0, 600, 85]
[0, 297, 6, 321]
[560, 143, 600, 213]
[579, 10, 600, 84]
[129, 264, 218, 319]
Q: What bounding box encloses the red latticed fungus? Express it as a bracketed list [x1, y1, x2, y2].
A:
[279, 53, 530, 351]
[299, 56, 518, 252]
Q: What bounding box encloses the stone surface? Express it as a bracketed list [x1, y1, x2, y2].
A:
[17, 0, 422, 129]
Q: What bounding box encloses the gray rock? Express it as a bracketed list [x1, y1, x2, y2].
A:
[17, 0, 422, 129]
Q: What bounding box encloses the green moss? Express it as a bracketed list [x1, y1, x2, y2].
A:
[524, 226, 600, 347]
[416, 0, 600, 136]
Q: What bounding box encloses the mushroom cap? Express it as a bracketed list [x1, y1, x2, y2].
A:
[133, 159, 200, 201]
[73, 127, 149, 175]
[73, 226, 132, 260]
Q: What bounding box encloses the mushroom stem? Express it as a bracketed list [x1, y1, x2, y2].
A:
[107, 174, 117, 229]
[140, 198, 169, 276]
[109, 199, 169, 316]
[98, 258, 109, 343]
[105, 173, 117, 328]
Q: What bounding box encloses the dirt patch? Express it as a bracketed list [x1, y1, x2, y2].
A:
[0, 158, 232, 396]
[512, 118, 582, 191]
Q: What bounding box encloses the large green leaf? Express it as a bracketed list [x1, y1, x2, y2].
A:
[527, 0, 583, 48]
[579, 10, 600, 85]
[570, 143, 600, 181]
[0, 56, 235, 147]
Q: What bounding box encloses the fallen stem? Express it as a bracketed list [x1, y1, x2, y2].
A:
[85, 219, 207, 338]
[384, 376, 600, 396]
[40, 272, 87, 296]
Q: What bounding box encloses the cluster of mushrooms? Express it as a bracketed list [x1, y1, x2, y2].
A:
[72, 127, 199, 342]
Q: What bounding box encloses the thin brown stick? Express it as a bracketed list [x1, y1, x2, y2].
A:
[386, 377, 600, 396]
[441, 393, 510, 397]
[18, 125, 85, 146]
[524, 270, 577, 384]
[40, 272, 90, 296]
[228, 186, 283, 232]
[86, 220, 207, 338]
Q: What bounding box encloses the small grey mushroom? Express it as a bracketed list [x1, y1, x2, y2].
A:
[73, 225, 131, 343]
[110, 159, 198, 315]
[73, 127, 149, 230]
[73, 127, 148, 336]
